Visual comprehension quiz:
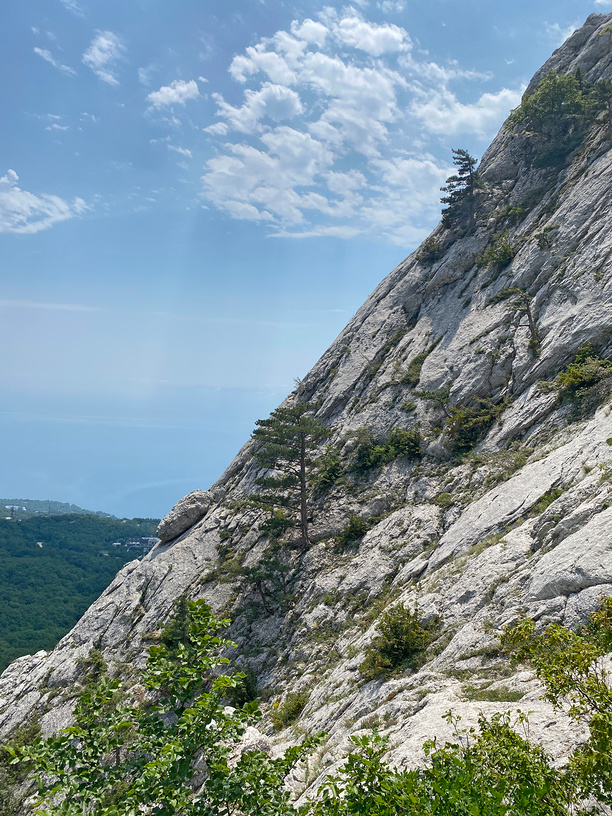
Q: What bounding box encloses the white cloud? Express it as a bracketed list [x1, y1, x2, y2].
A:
[168, 145, 193, 158]
[230, 45, 298, 84]
[0, 169, 87, 234]
[211, 83, 303, 133]
[595, 0, 612, 6]
[137, 65, 156, 86]
[0, 299, 98, 312]
[378, 0, 406, 12]
[58, 0, 83, 15]
[290, 18, 329, 47]
[201, 10, 521, 245]
[333, 17, 409, 55]
[34, 47, 76, 76]
[147, 79, 200, 108]
[544, 22, 579, 47]
[411, 86, 523, 137]
[204, 122, 229, 136]
[82, 31, 125, 85]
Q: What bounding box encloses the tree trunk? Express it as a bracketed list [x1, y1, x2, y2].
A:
[299, 432, 311, 549]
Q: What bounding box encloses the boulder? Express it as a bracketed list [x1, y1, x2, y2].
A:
[156, 489, 213, 542]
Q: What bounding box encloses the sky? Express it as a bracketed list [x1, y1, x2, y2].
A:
[1, 0, 610, 519]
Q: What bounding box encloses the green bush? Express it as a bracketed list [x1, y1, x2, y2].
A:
[0, 722, 40, 816]
[260, 510, 295, 541]
[432, 492, 454, 509]
[416, 236, 444, 264]
[446, 397, 509, 455]
[270, 690, 309, 730]
[360, 604, 441, 679]
[353, 427, 421, 472]
[311, 446, 344, 494]
[555, 345, 612, 409]
[336, 516, 370, 547]
[530, 487, 564, 516]
[227, 668, 258, 708]
[477, 230, 515, 271]
[403, 350, 431, 386]
[400, 400, 417, 413]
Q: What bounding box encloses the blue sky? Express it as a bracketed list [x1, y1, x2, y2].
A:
[1, 0, 609, 518]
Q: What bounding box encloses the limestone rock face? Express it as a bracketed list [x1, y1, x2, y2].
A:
[3, 13, 612, 809]
[156, 489, 212, 542]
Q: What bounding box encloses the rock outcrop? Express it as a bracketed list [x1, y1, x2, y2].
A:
[2, 13, 612, 807]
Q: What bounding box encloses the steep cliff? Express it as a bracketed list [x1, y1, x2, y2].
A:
[3, 12, 612, 805]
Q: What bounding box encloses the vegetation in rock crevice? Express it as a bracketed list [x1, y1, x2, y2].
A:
[359, 604, 442, 679]
[351, 427, 422, 473]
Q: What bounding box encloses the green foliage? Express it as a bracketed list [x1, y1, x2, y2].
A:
[359, 604, 441, 679]
[403, 349, 431, 387]
[251, 400, 330, 547]
[462, 684, 524, 703]
[509, 71, 612, 166]
[400, 400, 417, 413]
[270, 691, 309, 730]
[432, 492, 453, 509]
[477, 230, 515, 271]
[0, 514, 159, 672]
[510, 71, 585, 135]
[311, 446, 344, 495]
[336, 516, 370, 547]
[440, 148, 480, 229]
[0, 722, 41, 816]
[554, 345, 612, 412]
[501, 597, 612, 808]
[416, 235, 444, 264]
[487, 286, 525, 306]
[227, 668, 258, 708]
[17, 599, 317, 816]
[536, 224, 559, 249]
[311, 712, 569, 816]
[530, 487, 564, 516]
[352, 427, 421, 473]
[241, 555, 293, 614]
[446, 397, 509, 455]
[260, 511, 295, 541]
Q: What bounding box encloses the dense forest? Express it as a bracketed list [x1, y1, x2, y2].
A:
[0, 514, 158, 672]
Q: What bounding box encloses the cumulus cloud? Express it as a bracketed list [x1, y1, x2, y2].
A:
[411, 86, 524, 137]
[594, 0, 612, 6]
[82, 31, 125, 85]
[211, 83, 303, 133]
[201, 9, 522, 245]
[34, 47, 76, 76]
[0, 169, 87, 234]
[147, 79, 200, 108]
[333, 18, 409, 55]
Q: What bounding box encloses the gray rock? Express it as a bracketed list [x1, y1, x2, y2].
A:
[156, 489, 213, 542]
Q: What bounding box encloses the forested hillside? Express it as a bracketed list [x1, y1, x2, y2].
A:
[0, 515, 158, 672]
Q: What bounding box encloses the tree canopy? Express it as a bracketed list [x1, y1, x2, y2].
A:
[251, 401, 329, 548]
[440, 148, 480, 229]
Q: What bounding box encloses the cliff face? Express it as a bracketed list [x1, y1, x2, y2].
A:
[3, 12, 612, 801]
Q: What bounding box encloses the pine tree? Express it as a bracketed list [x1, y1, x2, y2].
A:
[250, 401, 329, 549]
[440, 148, 479, 229]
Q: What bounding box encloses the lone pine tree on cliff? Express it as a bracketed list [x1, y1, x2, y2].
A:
[440, 148, 480, 229]
[250, 400, 329, 549]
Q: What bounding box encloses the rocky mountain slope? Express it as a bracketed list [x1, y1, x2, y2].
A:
[2, 12, 612, 806]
